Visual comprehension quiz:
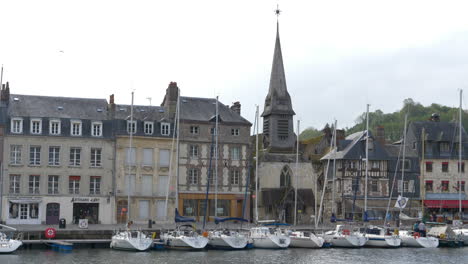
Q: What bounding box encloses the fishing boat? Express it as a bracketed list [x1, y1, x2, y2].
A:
[289, 230, 324, 248]
[208, 217, 250, 249]
[250, 223, 291, 249]
[323, 225, 367, 248]
[364, 225, 401, 247]
[160, 209, 209, 250]
[110, 229, 153, 251]
[0, 224, 23, 253]
[399, 230, 438, 248]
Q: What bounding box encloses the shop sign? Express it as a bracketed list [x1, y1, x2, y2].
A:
[71, 197, 100, 203]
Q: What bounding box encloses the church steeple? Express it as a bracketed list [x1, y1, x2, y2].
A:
[261, 8, 296, 152]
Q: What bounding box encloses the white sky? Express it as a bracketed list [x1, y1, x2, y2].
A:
[2, 0, 468, 132]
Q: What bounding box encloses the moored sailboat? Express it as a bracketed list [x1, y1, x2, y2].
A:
[364, 225, 401, 248]
[323, 225, 367, 248]
[160, 209, 209, 250]
[208, 217, 250, 249]
[399, 230, 438, 248]
[250, 223, 291, 249]
[289, 230, 324, 248]
[0, 224, 23, 253]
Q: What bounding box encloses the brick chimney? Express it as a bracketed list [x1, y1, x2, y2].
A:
[375, 125, 386, 145]
[161, 82, 179, 118]
[230, 101, 241, 115]
[107, 94, 115, 118]
[1, 82, 10, 103]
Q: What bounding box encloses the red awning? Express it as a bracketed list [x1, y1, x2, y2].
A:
[424, 200, 468, 208]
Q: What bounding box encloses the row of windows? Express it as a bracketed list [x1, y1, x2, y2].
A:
[11, 118, 103, 137]
[125, 148, 170, 167]
[10, 145, 102, 167]
[188, 145, 242, 160]
[425, 162, 465, 173]
[425, 180, 465, 192]
[127, 121, 170, 136]
[9, 175, 101, 195]
[190, 126, 240, 136]
[187, 168, 241, 185]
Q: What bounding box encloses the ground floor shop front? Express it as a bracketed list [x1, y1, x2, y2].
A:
[115, 197, 176, 224]
[2, 196, 113, 225]
[178, 193, 250, 222]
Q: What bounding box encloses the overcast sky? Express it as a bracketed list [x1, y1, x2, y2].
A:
[1, 0, 468, 132]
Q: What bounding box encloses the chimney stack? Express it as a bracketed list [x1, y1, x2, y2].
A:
[161, 82, 180, 118]
[375, 125, 386, 145]
[230, 101, 241, 115]
[1, 82, 10, 102]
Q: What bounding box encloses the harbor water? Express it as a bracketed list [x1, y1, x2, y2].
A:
[1, 247, 468, 264]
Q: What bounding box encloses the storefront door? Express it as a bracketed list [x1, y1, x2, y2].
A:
[46, 203, 60, 224]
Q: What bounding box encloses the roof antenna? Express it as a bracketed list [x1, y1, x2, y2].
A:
[146, 97, 152, 106]
[275, 4, 281, 19]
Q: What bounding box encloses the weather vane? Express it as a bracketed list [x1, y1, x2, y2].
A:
[275, 4, 281, 18]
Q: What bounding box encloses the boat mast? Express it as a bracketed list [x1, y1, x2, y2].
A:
[332, 120, 337, 218]
[175, 90, 180, 209]
[294, 120, 300, 226]
[421, 128, 425, 219]
[317, 122, 335, 225]
[215, 96, 219, 217]
[459, 89, 463, 217]
[127, 91, 134, 224]
[255, 105, 259, 223]
[364, 104, 370, 221]
[399, 113, 408, 225]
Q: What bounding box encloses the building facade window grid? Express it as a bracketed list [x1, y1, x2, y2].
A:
[71, 121, 82, 136]
[231, 128, 240, 136]
[188, 168, 199, 185]
[90, 148, 102, 167]
[48, 146, 60, 166]
[69, 176, 80, 194]
[48, 175, 59, 194]
[9, 175, 20, 194]
[30, 119, 42, 134]
[29, 146, 41, 165]
[69, 147, 81, 166]
[231, 147, 241, 160]
[11, 118, 23, 134]
[50, 120, 61, 135]
[144, 121, 154, 135]
[161, 122, 170, 136]
[190, 126, 199, 134]
[90, 176, 101, 194]
[10, 145, 22, 165]
[190, 145, 199, 158]
[231, 169, 240, 185]
[91, 122, 103, 137]
[29, 175, 40, 194]
[127, 121, 136, 134]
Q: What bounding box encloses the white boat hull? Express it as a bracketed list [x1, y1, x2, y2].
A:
[325, 235, 366, 248]
[401, 235, 439, 248]
[0, 239, 22, 253]
[110, 232, 153, 251]
[252, 235, 290, 249]
[209, 235, 248, 249]
[289, 236, 324, 248]
[365, 235, 401, 248]
[163, 236, 209, 250]
[453, 228, 468, 246]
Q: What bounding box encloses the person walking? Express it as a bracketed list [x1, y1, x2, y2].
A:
[418, 221, 426, 237]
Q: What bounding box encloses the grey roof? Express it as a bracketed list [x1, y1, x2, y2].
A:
[114, 104, 167, 121]
[321, 130, 390, 160]
[384, 143, 418, 158]
[8, 94, 108, 120]
[408, 121, 468, 143]
[179, 96, 251, 125]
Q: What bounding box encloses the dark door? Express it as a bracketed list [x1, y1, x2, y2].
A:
[46, 203, 60, 224]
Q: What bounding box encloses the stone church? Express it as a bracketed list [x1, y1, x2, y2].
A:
[256, 19, 315, 224]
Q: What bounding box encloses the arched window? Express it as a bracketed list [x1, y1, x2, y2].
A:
[280, 165, 292, 188]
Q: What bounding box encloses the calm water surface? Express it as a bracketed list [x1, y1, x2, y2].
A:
[1, 247, 468, 264]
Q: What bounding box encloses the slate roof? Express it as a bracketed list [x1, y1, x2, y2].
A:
[8, 94, 108, 120]
[408, 121, 468, 143]
[113, 104, 167, 121]
[321, 130, 390, 160]
[179, 96, 251, 125]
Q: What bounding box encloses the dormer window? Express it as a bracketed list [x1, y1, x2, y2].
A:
[144, 121, 154, 135]
[161, 122, 170, 136]
[30, 118, 42, 134]
[50, 119, 61, 135]
[127, 120, 136, 134]
[231, 128, 240, 136]
[11, 118, 23, 134]
[91, 121, 103, 137]
[71, 120, 82, 136]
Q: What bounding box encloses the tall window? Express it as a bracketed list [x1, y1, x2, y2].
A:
[280, 165, 292, 187]
[159, 149, 170, 168]
[426, 162, 433, 172]
[127, 120, 136, 134]
[231, 147, 241, 160]
[29, 175, 40, 194]
[48, 146, 60, 166]
[371, 161, 380, 169]
[442, 162, 449, 172]
[90, 176, 101, 194]
[143, 148, 153, 166]
[71, 120, 82, 136]
[48, 175, 59, 194]
[29, 146, 41, 165]
[189, 145, 199, 158]
[370, 180, 378, 192]
[90, 148, 102, 167]
[457, 181, 466, 192]
[69, 147, 81, 166]
[458, 162, 465, 173]
[11, 118, 23, 134]
[144, 122, 154, 135]
[69, 176, 80, 194]
[161, 122, 170, 136]
[398, 180, 409, 193]
[188, 168, 199, 185]
[440, 142, 450, 154]
[9, 175, 20, 194]
[91, 121, 103, 137]
[30, 119, 42, 134]
[49, 119, 61, 135]
[231, 169, 240, 185]
[425, 181, 433, 192]
[10, 145, 22, 165]
[231, 128, 240, 136]
[126, 147, 136, 165]
[190, 126, 199, 135]
[441, 181, 449, 192]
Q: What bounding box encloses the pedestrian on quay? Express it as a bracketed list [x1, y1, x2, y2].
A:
[413, 222, 419, 233]
[418, 221, 426, 237]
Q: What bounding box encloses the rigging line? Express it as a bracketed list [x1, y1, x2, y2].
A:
[383, 131, 404, 227]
